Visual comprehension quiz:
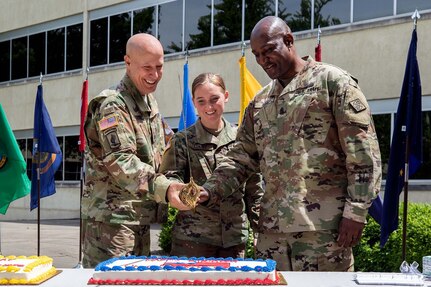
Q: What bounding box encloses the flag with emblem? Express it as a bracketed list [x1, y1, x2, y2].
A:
[239, 55, 262, 125]
[380, 28, 422, 247]
[178, 61, 197, 131]
[0, 104, 31, 214]
[31, 84, 62, 210]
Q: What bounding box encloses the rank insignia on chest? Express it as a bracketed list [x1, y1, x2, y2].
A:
[349, 99, 366, 113]
[98, 115, 118, 131]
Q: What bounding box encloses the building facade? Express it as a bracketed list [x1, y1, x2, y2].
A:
[1, 0, 430, 220]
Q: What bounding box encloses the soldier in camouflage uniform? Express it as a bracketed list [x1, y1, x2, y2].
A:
[174, 16, 381, 271]
[156, 73, 263, 257]
[82, 33, 173, 268]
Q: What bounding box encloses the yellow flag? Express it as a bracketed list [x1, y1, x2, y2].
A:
[238, 56, 262, 125]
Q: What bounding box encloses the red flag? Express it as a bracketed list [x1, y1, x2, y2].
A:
[315, 43, 321, 62]
[79, 80, 88, 152]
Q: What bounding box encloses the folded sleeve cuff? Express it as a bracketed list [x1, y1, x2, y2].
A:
[153, 175, 171, 204]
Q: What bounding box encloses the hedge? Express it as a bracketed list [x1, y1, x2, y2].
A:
[353, 202, 431, 272]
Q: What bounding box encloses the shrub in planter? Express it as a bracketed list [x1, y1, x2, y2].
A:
[354, 203, 431, 272]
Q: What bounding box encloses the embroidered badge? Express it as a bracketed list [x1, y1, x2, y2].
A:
[98, 115, 118, 131]
[105, 129, 121, 149]
[349, 99, 366, 113]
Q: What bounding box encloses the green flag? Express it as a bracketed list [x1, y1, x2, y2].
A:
[0, 104, 30, 214]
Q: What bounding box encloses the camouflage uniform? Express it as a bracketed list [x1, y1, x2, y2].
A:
[82, 74, 171, 268]
[203, 57, 381, 270]
[156, 118, 263, 258]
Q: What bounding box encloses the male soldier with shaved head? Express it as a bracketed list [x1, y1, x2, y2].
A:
[170, 16, 382, 271]
[82, 33, 177, 267]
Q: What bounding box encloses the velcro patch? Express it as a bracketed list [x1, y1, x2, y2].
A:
[98, 115, 118, 131]
[349, 99, 366, 113]
[105, 129, 121, 149]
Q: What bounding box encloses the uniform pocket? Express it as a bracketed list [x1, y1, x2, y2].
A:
[297, 94, 331, 145]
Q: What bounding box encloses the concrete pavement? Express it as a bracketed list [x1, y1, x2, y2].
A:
[0, 219, 164, 268]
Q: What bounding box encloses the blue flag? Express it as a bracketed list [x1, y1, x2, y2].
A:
[380, 29, 422, 247]
[178, 62, 197, 131]
[31, 84, 62, 210]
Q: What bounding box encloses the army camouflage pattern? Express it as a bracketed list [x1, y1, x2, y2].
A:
[158, 119, 263, 247]
[256, 230, 354, 271]
[203, 56, 382, 233]
[82, 74, 171, 225]
[82, 218, 150, 268]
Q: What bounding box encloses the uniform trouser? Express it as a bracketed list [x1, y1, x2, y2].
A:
[171, 238, 246, 258]
[82, 218, 150, 268]
[256, 230, 354, 271]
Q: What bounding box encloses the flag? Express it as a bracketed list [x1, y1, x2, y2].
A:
[31, 84, 62, 210]
[0, 105, 31, 214]
[178, 62, 197, 131]
[315, 42, 321, 62]
[79, 79, 88, 152]
[238, 56, 262, 125]
[380, 29, 422, 247]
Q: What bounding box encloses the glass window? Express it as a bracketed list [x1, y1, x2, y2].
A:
[244, 0, 275, 41]
[412, 111, 431, 179]
[373, 114, 391, 179]
[397, 0, 431, 15]
[158, 1, 183, 53]
[66, 23, 83, 71]
[11, 36, 27, 80]
[133, 7, 156, 35]
[110, 12, 131, 64]
[47, 28, 65, 74]
[315, 0, 349, 29]
[354, 0, 393, 22]
[29, 32, 46, 77]
[90, 18, 108, 66]
[0, 40, 10, 82]
[279, 0, 312, 32]
[185, 0, 211, 50]
[213, 0, 242, 46]
[55, 136, 64, 181]
[64, 136, 81, 181]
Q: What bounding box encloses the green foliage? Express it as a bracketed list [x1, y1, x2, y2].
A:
[354, 203, 431, 272]
[159, 206, 256, 258]
[158, 206, 178, 254]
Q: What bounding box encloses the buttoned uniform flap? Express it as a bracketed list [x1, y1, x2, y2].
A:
[342, 78, 370, 128]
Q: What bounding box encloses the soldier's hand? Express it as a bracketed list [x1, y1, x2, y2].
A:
[167, 182, 192, 211]
[337, 217, 364, 248]
[198, 187, 209, 204]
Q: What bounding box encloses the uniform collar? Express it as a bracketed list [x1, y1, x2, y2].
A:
[269, 56, 316, 98]
[119, 74, 159, 118]
[194, 118, 236, 147]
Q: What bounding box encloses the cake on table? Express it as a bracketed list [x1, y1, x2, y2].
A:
[88, 255, 281, 285]
[0, 255, 56, 285]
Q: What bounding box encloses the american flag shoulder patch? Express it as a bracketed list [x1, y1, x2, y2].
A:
[98, 115, 118, 131]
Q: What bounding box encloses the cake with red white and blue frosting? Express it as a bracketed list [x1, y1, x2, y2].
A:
[88, 256, 280, 285]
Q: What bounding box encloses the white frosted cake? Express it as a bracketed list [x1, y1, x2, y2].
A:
[88, 256, 280, 285]
[0, 255, 56, 285]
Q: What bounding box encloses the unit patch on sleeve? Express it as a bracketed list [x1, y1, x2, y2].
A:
[104, 129, 121, 149]
[349, 99, 366, 113]
[98, 115, 118, 131]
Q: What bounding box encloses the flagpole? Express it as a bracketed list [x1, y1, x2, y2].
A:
[37, 73, 43, 257]
[401, 9, 421, 262]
